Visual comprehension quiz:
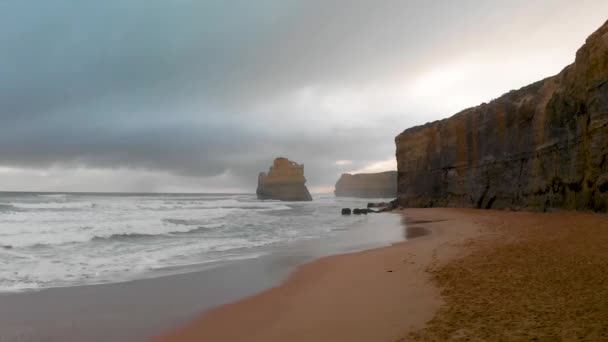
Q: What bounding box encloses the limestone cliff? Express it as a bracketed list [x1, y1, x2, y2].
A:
[395, 20, 608, 212]
[257, 157, 312, 201]
[334, 171, 397, 198]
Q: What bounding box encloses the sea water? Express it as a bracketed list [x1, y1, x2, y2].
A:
[0, 192, 387, 293]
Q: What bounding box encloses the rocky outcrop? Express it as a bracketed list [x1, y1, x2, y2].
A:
[257, 157, 312, 201]
[334, 171, 397, 198]
[395, 20, 608, 212]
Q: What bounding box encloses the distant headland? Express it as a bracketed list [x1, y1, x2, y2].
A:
[334, 171, 397, 198]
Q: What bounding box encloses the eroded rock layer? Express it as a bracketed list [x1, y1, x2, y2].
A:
[395, 20, 608, 211]
[257, 157, 312, 201]
[334, 171, 397, 198]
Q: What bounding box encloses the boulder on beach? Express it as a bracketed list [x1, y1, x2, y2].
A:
[352, 208, 370, 215]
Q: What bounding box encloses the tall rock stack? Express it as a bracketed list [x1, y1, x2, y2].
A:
[257, 157, 313, 201]
[395, 20, 608, 212]
[334, 171, 397, 198]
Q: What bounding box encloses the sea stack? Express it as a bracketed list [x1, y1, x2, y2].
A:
[334, 171, 397, 198]
[257, 157, 313, 201]
[395, 20, 608, 212]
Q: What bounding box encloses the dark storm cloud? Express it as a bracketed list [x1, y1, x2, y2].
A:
[1, 0, 607, 191]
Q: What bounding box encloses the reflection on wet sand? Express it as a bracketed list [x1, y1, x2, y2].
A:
[400, 216, 446, 240]
[405, 226, 429, 239]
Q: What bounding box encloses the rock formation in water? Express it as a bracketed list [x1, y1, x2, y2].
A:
[257, 157, 313, 201]
[395, 20, 608, 212]
[334, 171, 397, 198]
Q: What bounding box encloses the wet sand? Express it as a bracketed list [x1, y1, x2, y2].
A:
[159, 209, 608, 342]
[157, 209, 486, 342]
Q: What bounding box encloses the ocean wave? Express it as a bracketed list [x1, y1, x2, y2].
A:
[0, 192, 364, 294]
[163, 218, 196, 226]
[7, 224, 224, 248]
[169, 224, 225, 235]
[91, 232, 159, 242]
[219, 205, 292, 210]
[0, 204, 20, 212]
[162, 218, 223, 227]
[36, 194, 68, 199]
[7, 201, 95, 211]
[133, 199, 291, 211]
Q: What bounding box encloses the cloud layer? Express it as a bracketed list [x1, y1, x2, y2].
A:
[1, 0, 607, 192]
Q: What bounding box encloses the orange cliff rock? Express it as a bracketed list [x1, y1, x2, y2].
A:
[395, 19, 608, 212]
[257, 158, 313, 201]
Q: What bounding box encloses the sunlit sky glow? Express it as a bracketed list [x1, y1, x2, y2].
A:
[1, 1, 607, 193]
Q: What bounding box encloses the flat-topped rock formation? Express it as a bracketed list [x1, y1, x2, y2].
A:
[395, 20, 608, 212]
[334, 171, 397, 198]
[257, 157, 312, 201]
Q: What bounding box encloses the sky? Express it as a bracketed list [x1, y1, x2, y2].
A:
[1, 1, 607, 193]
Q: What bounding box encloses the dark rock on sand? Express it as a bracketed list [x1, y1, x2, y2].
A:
[395, 20, 608, 212]
[353, 208, 371, 215]
[366, 200, 399, 212]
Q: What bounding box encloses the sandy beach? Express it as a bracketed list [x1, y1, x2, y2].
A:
[156, 208, 487, 341]
[410, 210, 608, 340]
[3, 208, 606, 341]
[158, 208, 608, 341]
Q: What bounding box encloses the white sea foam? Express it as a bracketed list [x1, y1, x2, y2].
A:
[0, 193, 374, 292]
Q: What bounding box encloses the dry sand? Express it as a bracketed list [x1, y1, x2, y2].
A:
[409, 210, 608, 341]
[157, 208, 608, 341]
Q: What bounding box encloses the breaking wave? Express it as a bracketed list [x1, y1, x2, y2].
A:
[0, 192, 373, 292]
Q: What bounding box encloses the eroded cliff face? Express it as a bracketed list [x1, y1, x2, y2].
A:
[395, 20, 608, 212]
[257, 157, 312, 201]
[334, 171, 397, 198]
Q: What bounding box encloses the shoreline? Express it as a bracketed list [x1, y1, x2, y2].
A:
[7, 208, 601, 340]
[156, 208, 608, 341]
[156, 208, 488, 342]
[0, 210, 408, 342]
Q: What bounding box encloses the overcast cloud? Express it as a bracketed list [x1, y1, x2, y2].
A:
[1, 0, 607, 192]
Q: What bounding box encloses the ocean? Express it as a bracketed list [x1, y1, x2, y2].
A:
[0, 192, 396, 293]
